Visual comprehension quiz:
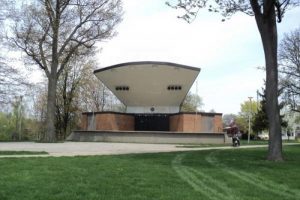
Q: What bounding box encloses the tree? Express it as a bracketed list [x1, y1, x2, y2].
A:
[31, 83, 49, 139]
[252, 91, 268, 133]
[252, 88, 288, 133]
[0, 58, 29, 107]
[80, 78, 111, 112]
[222, 113, 237, 127]
[232, 100, 259, 134]
[55, 58, 96, 139]
[239, 100, 259, 119]
[8, 0, 123, 142]
[11, 96, 25, 140]
[0, 1, 29, 107]
[279, 28, 300, 112]
[167, 0, 299, 161]
[55, 64, 80, 140]
[55, 57, 125, 139]
[180, 92, 203, 112]
[0, 112, 14, 140]
[76, 61, 125, 113]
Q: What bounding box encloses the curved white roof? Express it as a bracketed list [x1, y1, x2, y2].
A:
[94, 61, 200, 113]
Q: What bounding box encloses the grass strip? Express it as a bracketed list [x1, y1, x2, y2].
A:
[0, 151, 48, 155]
[176, 139, 299, 148]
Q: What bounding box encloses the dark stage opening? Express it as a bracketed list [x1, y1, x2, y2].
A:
[134, 114, 169, 131]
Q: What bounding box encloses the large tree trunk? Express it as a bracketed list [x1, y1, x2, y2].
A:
[44, 14, 60, 142]
[255, 7, 283, 161]
[45, 74, 57, 142]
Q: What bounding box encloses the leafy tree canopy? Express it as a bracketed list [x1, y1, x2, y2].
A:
[181, 92, 203, 112]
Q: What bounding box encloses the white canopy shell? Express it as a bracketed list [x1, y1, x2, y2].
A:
[94, 61, 200, 113]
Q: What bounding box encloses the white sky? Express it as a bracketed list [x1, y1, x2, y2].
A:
[95, 0, 300, 114]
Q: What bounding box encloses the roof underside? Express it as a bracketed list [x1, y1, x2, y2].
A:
[94, 61, 200, 107]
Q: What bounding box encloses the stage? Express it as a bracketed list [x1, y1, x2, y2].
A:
[67, 130, 230, 144]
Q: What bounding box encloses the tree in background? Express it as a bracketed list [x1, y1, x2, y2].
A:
[80, 81, 125, 112]
[75, 61, 125, 113]
[55, 58, 100, 140]
[0, 112, 14, 140]
[55, 62, 85, 140]
[80, 76, 112, 112]
[222, 114, 237, 127]
[252, 88, 288, 133]
[7, 0, 123, 142]
[233, 100, 259, 137]
[30, 84, 48, 140]
[0, 57, 30, 107]
[167, 0, 299, 160]
[238, 100, 259, 121]
[0, 1, 30, 108]
[252, 91, 268, 133]
[0, 95, 40, 141]
[180, 92, 203, 112]
[279, 28, 300, 112]
[11, 96, 25, 140]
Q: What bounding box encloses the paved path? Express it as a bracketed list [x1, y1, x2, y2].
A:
[0, 142, 299, 158]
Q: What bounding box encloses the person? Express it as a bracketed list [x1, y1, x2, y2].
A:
[232, 132, 240, 147]
[226, 118, 240, 146]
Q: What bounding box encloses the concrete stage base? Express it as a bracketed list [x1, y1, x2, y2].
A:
[67, 131, 230, 144]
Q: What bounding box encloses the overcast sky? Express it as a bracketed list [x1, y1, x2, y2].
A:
[95, 0, 300, 114]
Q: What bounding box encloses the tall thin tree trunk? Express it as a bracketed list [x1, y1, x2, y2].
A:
[45, 75, 57, 142]
[255, 7, 283, 161]
[44, 13, 60, 142]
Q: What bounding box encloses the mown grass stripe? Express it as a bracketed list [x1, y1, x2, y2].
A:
[234, 170, 300, 198]
[187, 167, 236, 200]
[205, 151, 300, 199]
[172, 154, 204, 193]
[172, 154, 231, 200]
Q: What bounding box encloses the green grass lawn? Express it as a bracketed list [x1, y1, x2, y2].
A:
[0, 151, 48, 155]
[0, 146, 299, 200]
[176, 139, 299, 148]
[240, 139, 299, 145]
